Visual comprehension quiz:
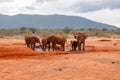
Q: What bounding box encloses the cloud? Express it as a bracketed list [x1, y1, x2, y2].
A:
[105, 0, 120, 9]
[1, 0, 120, 14]
[71, 0, 120, 12]
[26, 6, 36, 10]
[0, 0, 120, 27]
[0, 0, 35, 15]
[23, 0, 71, 14]
[77, 9, 120, 28]
[36, 0, 56, 3]
[0, 0, 13, 2]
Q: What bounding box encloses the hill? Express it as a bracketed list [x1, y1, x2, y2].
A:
[0, 14, 119, 30]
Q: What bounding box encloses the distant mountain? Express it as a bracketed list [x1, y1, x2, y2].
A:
[0, 14, 119, 30]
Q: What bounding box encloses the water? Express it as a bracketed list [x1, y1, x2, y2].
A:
[35, 48, 43, 51]
[65, 49, 70, 52]
[35, 48, 71, 52]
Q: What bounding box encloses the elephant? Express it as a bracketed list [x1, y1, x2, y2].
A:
[25, 34, 42, 51]
[46, 34, 66, 51]
[41, 37, 50, 51]
[41, 37, 62, 51]
[70, 40, 77, 51]
[74, 32, 88, 51]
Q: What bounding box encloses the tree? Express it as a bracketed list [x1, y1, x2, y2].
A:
[19, 27, 27, 34]
[20, 27, 26, 31]
[29, 27, 36, 33]
[62, 27, 72, 34]
[102, 28, 108, 31]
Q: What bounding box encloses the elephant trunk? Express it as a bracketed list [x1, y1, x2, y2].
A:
[38, 41, 44, 51]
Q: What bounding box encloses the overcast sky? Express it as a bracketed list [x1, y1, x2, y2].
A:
[0, 0, 120, 28]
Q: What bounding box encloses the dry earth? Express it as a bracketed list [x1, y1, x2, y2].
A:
[0, 37, 120, 80]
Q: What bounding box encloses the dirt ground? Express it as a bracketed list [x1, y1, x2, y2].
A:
[0, 37, 120, 80]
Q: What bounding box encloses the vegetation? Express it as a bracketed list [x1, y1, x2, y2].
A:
[0, 27, 120, 38]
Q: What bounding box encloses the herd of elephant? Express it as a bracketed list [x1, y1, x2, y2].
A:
[25, 32, 88, 51]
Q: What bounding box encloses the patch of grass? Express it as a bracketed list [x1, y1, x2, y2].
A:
[0, 28, 120, 38]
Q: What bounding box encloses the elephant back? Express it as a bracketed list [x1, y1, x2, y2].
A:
[25, 34, 33, 43]
[55, 34, 66, 41]
[47, 34, 66, 44]
[25, 34, 40, 44]
[32, 36, 40, 43]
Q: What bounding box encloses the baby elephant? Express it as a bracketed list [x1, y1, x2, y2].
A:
[70, 40, 77, 51]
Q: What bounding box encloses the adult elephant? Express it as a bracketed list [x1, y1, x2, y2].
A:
[74, 32, 88, 51]
[25, 34, 41, 51]
[46, 34, 66, 51]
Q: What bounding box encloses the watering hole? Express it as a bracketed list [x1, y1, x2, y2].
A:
[35, 48, 71, 52]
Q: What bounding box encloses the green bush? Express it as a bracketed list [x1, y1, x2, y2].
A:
[0, 28, 120, 38]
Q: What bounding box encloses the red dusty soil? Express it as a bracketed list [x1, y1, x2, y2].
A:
[0, 37, 120, 80]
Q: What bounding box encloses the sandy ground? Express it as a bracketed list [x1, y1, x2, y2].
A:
[0, 37, 120, 80]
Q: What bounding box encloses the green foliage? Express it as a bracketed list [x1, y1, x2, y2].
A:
[102, 28, 108, 31]
[28, 27, 36, 33]
[62, 27, 72, 34]
[19, 27, 26, 32]
[113, 29, 120, 35]
[0, 28, 120, 38]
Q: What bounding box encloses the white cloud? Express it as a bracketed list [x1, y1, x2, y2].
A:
[77, 9, 120, 28]
[0, 0, 35, 15]
[0, 0, 120, 28]
[71, 0, 120, 12]
[0, 0, 13, 2]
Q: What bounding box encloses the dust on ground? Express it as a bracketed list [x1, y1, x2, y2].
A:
[0, 37, 120, 80]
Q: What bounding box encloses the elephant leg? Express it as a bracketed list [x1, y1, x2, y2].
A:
[38, 42, 43, 51]
[75, 45, 77, 51]
[42, 41, 48, 51]
[73, 46, 76, 51]
[78, 44, 81, 51]
[61, 45, 63, 51]
[73, 44, 77, 51]
[73, 46, 75, 51]
[78, 44, 79, 51]
[40, 45, 43, 50]
[62, 44, 65, 51]
[42, 44, 45, 51]
[31, 43, 35, 51]
[33, 43, 36, 51]
[31, 43, 33, 50]
[73, 45, 75, 51]
[83, 42, 85, 51]
[52, 42, 55, 51]
[26, 42, 30, 47]
[30, 43, 32, 49]
[43, 43, 47, 51]
[44, 44, 47, 51]
[27, 43, 30, 47]
[80, 43, 81, 51]
[53, 43, 57, 51]
[43, 43, 46, 51]
[47, 42, 50, 51]
[54, 44, 57, 51]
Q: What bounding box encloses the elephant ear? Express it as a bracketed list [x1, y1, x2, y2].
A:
[51, 36, 56, 41]
[47, 35, 55, 42]
[33, 37, 38, 42]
